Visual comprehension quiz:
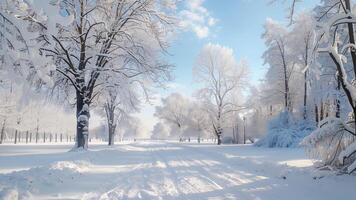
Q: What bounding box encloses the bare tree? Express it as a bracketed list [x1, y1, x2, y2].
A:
[194, 43, 248, 145]
[154, 93, 190, 131]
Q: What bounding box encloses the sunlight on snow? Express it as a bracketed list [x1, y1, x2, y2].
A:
[278, 159, 314, 168]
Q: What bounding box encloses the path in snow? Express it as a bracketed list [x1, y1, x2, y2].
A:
[0, 141, 355, 200]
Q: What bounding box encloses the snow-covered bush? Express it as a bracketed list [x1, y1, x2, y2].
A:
[302, 117, 356, 171]
[255, 111, 314, 148]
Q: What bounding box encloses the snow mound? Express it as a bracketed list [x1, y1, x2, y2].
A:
[255, 112, 314, 148]
[0, 161, 90, 199]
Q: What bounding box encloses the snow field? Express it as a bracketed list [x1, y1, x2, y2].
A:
[0, 141, 355, 200]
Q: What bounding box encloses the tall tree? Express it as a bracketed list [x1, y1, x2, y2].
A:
[2, 0, 176, 149]
[194, 43, 248, 145]
[262, 19, 294, 112]
[289, 12, 316, 120]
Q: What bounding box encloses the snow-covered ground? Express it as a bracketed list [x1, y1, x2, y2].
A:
[0, 141, 355, 200]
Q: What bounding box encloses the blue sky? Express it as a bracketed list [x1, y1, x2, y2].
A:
[133, 0, 320, 137]
[167, 0, 319, 95]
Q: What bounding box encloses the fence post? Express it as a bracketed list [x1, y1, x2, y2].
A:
[55, 133, 57, 143]
[60, 133, 62, 142]
[29, 132, 32, 143]
[50, 134, 52, 143]
[43, 132, 46, 143]
[36, 132, 38, 143]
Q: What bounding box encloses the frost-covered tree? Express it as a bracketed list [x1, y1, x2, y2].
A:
[194, 43, 248, 145]
[96, 72, 140, 146]
[154, 93, 190, 134]
[289, 12, 317, 120]
[102, 88, 138, 145]
[262, 19, 296, 112]
[185, 101, 210, 142]
[2, 0, 176, 149]
[300, 0, 356, 173]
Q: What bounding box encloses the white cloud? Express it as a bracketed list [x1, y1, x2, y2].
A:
[194, 25, 209, 39]
[208, 17, 217, 26]
[179, 0, 217, 39]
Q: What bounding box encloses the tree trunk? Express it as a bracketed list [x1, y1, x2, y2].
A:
[233, 123, 239, 144]
[14, 130, 17, 144]
[315, 104, 319, 126]
[0, 120, 5, 144]
[105, 101, 116, 146]
[345, 0, 356, 79]
[76, 91, 90, 149]
[336, 77, 341, 118]
[26, 131, 29, 144]
[217, 134, 222, 145]
[281, 48, 290, 112]
[320, 100, 324, 122]
[213, 123, 222, 145]
[345, 0, 356, 131]
[303, 70, 308, 120]
[108, 123, 116, 146]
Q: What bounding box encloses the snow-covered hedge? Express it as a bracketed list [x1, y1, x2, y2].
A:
[302, 117, 356, 171]
[255, 112, 314, 148]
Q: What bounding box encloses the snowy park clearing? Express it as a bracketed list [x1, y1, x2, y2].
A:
[0, 141, 355, 200]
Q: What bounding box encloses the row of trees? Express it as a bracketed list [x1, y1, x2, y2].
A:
[1, 0, 178, 148]
[252, 0, 356, 172]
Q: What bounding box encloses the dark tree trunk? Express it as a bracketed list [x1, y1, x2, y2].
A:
[320, 100, 324, 122]
[336, 77, 341, 118]
[213, 123, 222, 145]
[0, 120, 5, 144]
[217, 134, 222, 145]
[76, 91, 90, 149]
[14, 130, 17, 144]
[345, 0, 356, 79]
[108, 123, 116, 146]
[330, 52, 356, 128]
[105, 99, 117, 146]
[315, 104, 319, 126]
[283, 63, 289, 111]
[345, 0, 356, 131]
[277, 41, 291, 112]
